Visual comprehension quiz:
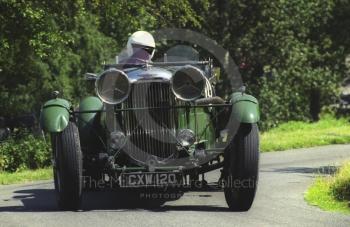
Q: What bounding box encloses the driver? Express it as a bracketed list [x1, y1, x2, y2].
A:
[123, 31, 155, 65]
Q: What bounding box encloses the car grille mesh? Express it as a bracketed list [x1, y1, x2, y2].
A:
[121, 81, 178, 160]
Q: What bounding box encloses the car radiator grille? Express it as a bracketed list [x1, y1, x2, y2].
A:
[121, 81, 178, 160]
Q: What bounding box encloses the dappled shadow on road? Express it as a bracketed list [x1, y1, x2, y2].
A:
[262, 165, 338, 176]
[0, 188, 229, 212]
[0, 189, 57, 212]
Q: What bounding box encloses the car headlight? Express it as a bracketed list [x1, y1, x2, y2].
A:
[171, 65, 206, 101]
[110, 131, 126, 150]
[96, 69, 130, 104]
[177, 129, 196, 147]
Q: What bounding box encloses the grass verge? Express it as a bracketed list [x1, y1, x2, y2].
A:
[305, 162, 350, 214]
[261, 116, 350, 152]
[0, 168, 52, 185]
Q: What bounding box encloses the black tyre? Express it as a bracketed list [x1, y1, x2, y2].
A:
[224, 123, 259, 211]
[52, 122, 83, 210]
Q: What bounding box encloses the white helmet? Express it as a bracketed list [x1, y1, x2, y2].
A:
[127, 31, 155, 59]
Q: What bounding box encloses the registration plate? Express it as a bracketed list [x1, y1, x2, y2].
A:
[120, 172, 181, 187]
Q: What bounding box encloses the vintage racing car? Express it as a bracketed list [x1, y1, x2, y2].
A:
[40, 47, 260, 211]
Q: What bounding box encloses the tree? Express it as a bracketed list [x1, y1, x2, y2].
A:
[0, 0, 349, 130]
[0, 0, 116, 116]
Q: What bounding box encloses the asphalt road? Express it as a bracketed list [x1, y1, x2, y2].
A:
[1, 145, 350, 227]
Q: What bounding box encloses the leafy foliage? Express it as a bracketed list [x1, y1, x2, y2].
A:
[0, 0, 117, 116]
[0, 0, 349, 128]
[0, 133, 51, 172]
[201, 0, 350, 129]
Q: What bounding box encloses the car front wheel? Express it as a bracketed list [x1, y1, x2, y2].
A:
[52, 122, 83, 210]
[223, 123, 259, 211]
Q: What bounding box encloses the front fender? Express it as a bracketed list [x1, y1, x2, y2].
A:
[40, 98, 71, 133]
[230, 92, 260, 123]
[78, 96, 103, 130]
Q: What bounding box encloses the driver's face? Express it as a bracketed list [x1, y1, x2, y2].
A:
[131, 48, 153, 61]
[131, 44, 154, 61]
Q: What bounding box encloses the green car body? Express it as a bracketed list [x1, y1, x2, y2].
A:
[40, 98, 71, 133]
[230, 92, 260, 123]
[41, 92, 259, 145]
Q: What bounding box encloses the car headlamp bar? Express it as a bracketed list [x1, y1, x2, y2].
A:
[72, 103, 231, 114]
[113, 103, 231, 112]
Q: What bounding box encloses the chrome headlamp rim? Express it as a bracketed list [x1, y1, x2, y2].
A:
[170, 65, 206, 102]
[95, 68, 131, 105]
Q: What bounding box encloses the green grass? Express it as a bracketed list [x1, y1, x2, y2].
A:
[261, 116, 350, 152]
[0, 168, 52, 185]
[305, 162, 350, 214]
